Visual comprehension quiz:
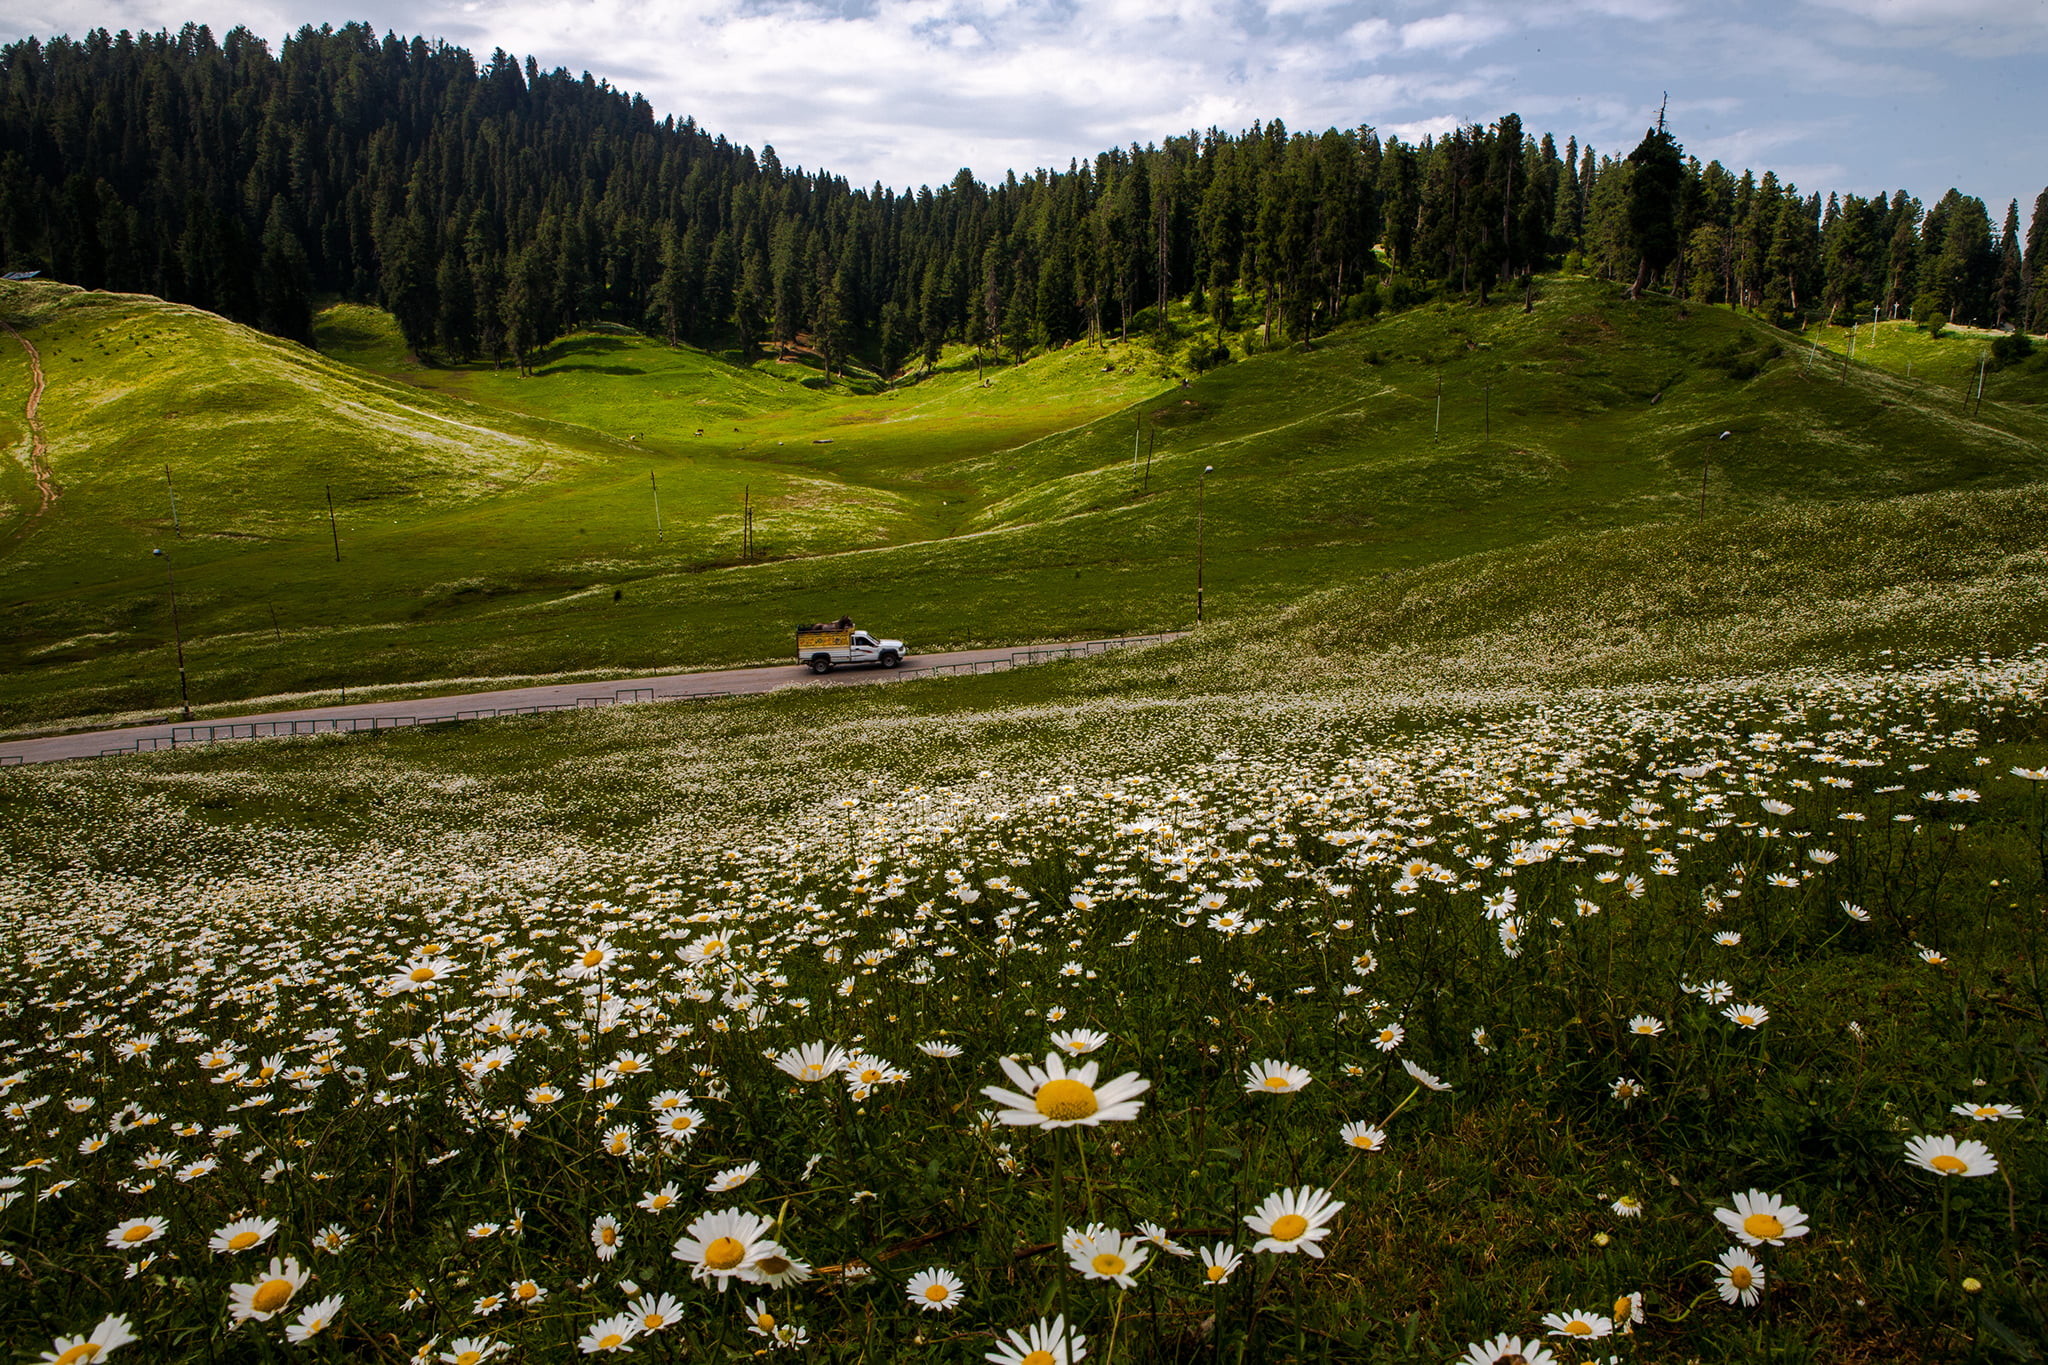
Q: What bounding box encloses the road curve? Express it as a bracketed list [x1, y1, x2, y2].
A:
[0, 634, 1181, 766]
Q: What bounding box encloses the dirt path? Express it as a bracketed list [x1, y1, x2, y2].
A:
[1, 312, 57, 548]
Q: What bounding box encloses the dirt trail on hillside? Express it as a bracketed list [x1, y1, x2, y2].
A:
[0, 312, 58, 551]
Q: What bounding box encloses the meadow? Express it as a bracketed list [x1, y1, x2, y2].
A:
[3, 274, 2047, 1361]
[4, 275, 2045, 737]
[4, 495, 2048, 1360]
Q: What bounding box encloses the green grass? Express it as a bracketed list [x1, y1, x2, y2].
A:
[5, 276, 2047, 743]
[1, 497, 2044, 1360]
[4, 281, 2048, 1359]
[1800, 316, 2048, 401]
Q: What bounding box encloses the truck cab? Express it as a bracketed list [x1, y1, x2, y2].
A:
[796, 623, 908, 673]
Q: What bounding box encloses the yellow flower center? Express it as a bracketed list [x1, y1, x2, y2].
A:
[456, 1353, 483, 1365]
[121, 1224, 154, 1243]
[1206, 1264, 1227, 1281]
[1022, 1353, 1056, 1365]
[598, 1333, 625, 1349]
[1269, 1214, 1309, 1242]
[53, 1346, 104, 1365]
[1351, 1135, 1375, 1148]
[1614, 1296, 1631, 1317]
[583, 950, 605, 968]
[1564, 1320, 1593, 1336]
[642, 1314, 666, 1329]
[515, 1283, 536, 1299]
[251, 1277, 295, 1313]
[861, 1069, 884, 1083]
[703, 1236, 747, 1270]
[923, 1284, 950, 1302]
[228, 1230, 260, 1250]
[756, 1256, 791, 1276]
[652, 1195, 672, 1209]
[1730, 1266, 1754, 1290]
[1263, 1076, 1290, 1089]
[1932, 1154, 1967, 1174]
[1034, 1078, 1098, 1121]
[1741, 1212, 1785, 1240]
[755, 1312, 775, 1330]
[600, 1228, 616, 1245]
[703, 941, 724, 954]
[1091, 1252, 1127, 1277]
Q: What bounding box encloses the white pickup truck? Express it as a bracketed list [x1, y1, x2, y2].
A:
[796, 623, 909, 673]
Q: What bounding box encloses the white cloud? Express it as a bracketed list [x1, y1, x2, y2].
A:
[1398, 11, 1511, 54]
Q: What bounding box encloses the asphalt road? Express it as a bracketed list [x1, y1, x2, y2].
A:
[0, 635, 1176, 766]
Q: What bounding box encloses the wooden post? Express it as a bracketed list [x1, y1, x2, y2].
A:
[651, 471, 664, 540]
[165, 465, 181, 537]
[1433, 378, 1442, 441]
[324, 485, 341, 562]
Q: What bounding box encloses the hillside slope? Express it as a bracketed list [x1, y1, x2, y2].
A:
[5, 276, 2046, 735]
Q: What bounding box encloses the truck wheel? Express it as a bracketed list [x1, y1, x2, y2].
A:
[880, 651, 900, 669]
[809, 655, 833, 674]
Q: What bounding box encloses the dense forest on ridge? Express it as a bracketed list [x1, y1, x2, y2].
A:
[3, 21, 2045, 376]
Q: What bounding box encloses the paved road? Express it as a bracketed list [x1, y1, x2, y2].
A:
[0, 635, 1177, 766]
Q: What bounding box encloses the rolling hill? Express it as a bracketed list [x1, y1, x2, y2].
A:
[2, 273, 2045, 735]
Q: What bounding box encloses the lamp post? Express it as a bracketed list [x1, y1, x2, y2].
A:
[153, 549, 192, 721]
[1196, 464, 1214, 626]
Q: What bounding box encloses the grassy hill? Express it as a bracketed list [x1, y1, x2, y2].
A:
[4, 284, 2048, 1365]
[4, 275, 2046, 735]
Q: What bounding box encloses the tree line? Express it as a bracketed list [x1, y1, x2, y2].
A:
[3, 22, 2044, 376]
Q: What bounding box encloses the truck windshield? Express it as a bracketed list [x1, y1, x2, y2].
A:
[855, 634, 874, 645]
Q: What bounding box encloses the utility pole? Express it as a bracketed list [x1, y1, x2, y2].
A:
[1972, 353, 1988, 416]
[1196, 465, 1213, 626]
[1143, 424, 1156, 490]
[1484, 385, 1492, 439]
[1433, 377, 1442, 441]
[153, 549, 191, 721]
[742, 486, 752, 560]
[651, 471, 664, 540]
[324, 485, 341, 562]
[1706, 431, 1729, 517]
[165, 465, 181, 537]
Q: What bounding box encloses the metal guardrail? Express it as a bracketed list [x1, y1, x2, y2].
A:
[52, 636, 1182, 760]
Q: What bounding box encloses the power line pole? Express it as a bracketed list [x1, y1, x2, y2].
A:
[324, 485, 341, 562]
[165, 465, 180, 537]
[1196, 465, 1213, 626]
[153, 549, 191, 721]
[650, 471, 664, 540]
[1433, 377, 1442, 441]
[1972, 352, 1988, 416]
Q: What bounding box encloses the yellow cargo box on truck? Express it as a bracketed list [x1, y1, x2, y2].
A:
[795, 622, 908, 674]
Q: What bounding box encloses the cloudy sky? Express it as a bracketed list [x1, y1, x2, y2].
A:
[8, 0, 2045, 215]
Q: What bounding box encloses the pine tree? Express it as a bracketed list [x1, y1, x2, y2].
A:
[380, 213, 436, 357]
[2026, 188, 2048, 333]
[1622, 122, 1683, 298]
[1991, 199, 2023, 328]
[255, 196, 314, 342]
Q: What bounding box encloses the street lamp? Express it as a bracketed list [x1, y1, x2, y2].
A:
[1196, 465, 1214, 626]
[152, 548, 192, 721]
